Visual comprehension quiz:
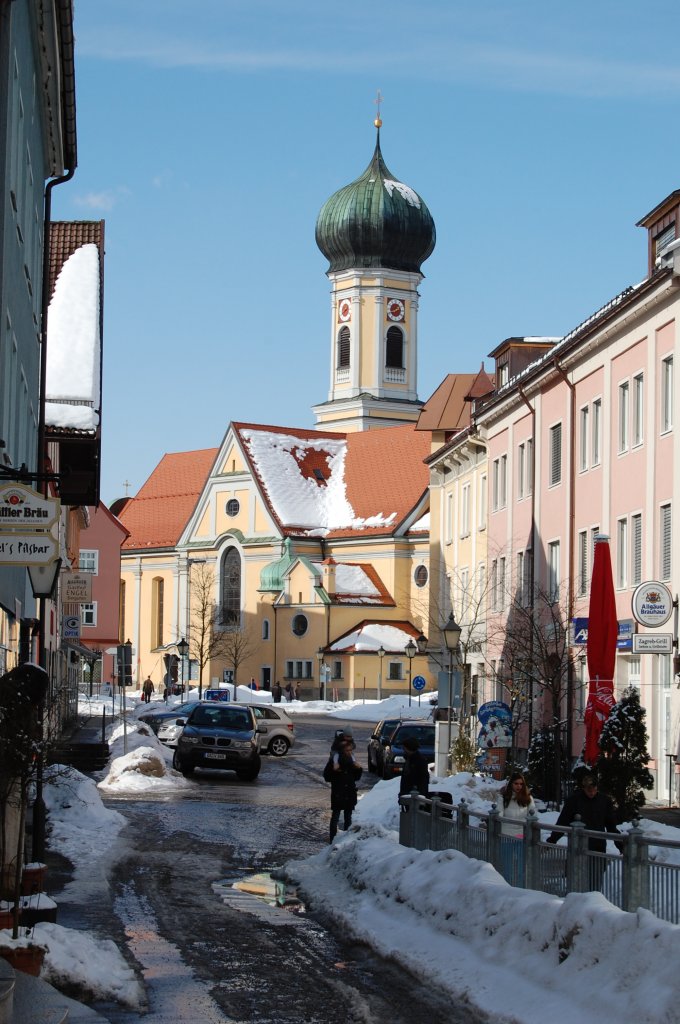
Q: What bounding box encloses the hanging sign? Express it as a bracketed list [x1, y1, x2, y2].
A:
[0, 483, 59, 530]
[62, 572, 93, 603]
[631, 581, 673, 628]
[0, 532, 57, 565]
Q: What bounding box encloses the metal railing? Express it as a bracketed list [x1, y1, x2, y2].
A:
[398, 792, 680, 924]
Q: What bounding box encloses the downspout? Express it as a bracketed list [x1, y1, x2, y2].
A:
[552, 358, 576, 772]
[518, 387, 536, 740]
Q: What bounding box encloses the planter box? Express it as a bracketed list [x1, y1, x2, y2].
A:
[20, 864, 47, 896]
[0, 943, 46, 976]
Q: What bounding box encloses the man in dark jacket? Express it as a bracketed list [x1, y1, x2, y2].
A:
[547, 773, 621, 890]
[399, 736, 430, 798]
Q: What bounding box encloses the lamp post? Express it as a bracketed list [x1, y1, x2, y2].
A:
[316, 648, 326, 702]
[177, 637, 189, 700]
[404, 638, 417, 707]
[377, 645, 385, 701]
[443, 611, 462, 764]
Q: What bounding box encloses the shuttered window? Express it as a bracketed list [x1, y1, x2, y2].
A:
[631, 514, 642, 586]
[660, 504, 672, 580]
[385, 326, 404, 368]
[337, 326, 350, 368]
[549, 424, 562, 486]
[577, 531, 587, 596]
[616, 518, 628, 588]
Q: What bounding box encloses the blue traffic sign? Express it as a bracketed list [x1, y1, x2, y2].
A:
[412, 675, 427, 692]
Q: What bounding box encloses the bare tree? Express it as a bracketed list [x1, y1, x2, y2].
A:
[218, 624, 259, 699]
[188, 563, 254, 698]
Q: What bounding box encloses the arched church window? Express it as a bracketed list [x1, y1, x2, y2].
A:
[220, 547, 241, 628]
[337, 327, 350, 369]
[385, 326, 404, 369]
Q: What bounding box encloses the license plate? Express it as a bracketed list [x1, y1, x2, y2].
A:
[205, 752, 227, 760]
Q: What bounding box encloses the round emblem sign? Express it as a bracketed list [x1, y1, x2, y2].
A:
[412, 675, 426, 692]
[631, 581, 673, 628]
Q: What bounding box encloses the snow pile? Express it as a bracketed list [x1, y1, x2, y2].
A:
[43, 765, 127, 862]
[46, 243, 100, 404]
[98, 718, 190, 794]
[38, 922, 145, 1010]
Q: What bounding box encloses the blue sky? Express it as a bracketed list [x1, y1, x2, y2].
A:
[55, 1, 680, 504]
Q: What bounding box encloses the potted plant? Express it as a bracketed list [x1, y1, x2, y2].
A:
[0, 663, 49, 967]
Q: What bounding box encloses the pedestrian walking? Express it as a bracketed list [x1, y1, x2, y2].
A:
[294, 683, 300, 701]
[325, 730, 362, 842]
[249, 677, 258, 691]
[284, 682, 293, 702]
[499, 771, 536, 884]
[399, 736, 429, 799]
[273, 681, 282, 703]
[546, 772, 622, 891]
[142, 676, 155, 703]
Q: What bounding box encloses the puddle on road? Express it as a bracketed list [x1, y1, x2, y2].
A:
[213, 870, 306, 915]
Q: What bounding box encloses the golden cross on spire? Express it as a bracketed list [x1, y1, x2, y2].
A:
[374, 89, 383, 128]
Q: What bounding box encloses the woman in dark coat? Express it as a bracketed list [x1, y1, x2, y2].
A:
[328, 731, 362, 842]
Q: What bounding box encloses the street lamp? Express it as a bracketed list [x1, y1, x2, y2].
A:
[177, 637, 189, 699]
[316, 648, 326, 701]
[377, 645, 385, 701]
[443, 611, 462, 761]
[404, 638, 417, 707]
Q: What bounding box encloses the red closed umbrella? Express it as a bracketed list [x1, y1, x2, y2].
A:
[584, 534, 618, 766]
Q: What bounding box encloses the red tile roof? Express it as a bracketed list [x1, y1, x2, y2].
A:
[415, 373, 479, 432]
[120, 449, 218, 550]
[48, 221, 105, 302]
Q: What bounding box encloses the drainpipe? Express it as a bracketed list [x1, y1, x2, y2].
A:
[518, 387, 536, 741]
[552, 358, 576, 774]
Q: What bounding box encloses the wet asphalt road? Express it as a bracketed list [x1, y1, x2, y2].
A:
[47, 712, 489, 1024]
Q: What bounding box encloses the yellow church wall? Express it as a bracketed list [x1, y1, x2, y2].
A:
[214, 489, 250, 536]
[218, 445, 246, 475]
[195, 505, 211, 538]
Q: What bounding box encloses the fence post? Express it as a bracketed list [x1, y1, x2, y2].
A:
[457, 798, 470, 858]
[412, 791, 429, 850]
[566, 816, 588, 893]
[525, 811, 541, 891]
[398, 793, 415, 847]
[429, 795, 442, 850]
[487, 803, 502, 874]
[623, 820, 649, 913]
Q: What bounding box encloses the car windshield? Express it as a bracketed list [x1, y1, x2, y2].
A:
[189, 706, 252, 730]
[394, 725, 434, 746]
[379, 720, 400, 739]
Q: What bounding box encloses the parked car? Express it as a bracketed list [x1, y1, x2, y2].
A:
[245, 704, 295, 756]
[366, 718, 401, 774]
[172, 703, 262, 780]
[381, 721, 436, 780]
[156, 717, 185, 748]
[138, 699, 201, 735]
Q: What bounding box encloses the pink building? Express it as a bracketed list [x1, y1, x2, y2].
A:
[78, 502, 129, 688]
[475, 190, 679, 800]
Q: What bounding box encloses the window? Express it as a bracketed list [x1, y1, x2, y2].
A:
[79, 550, 98, 574]
[516, 551, 525, 604]
[262, 619, 270, 640]
[631, 513, 642, 586]
[388, 662, 404, 681]
[220, 546, 241, 628]
[337, 326, 350, 369]
[460, 484, 470, 537]
[285, 660, 293, 678]
[81, 602, 97, 627]
[579, 407, 589, 472]
[525, 439, 533, 494]
[292, 614, 308, 637]
[385, 326, 404, 368]
[633, 374, 644, 447]
[592, 399, 602, 466]
[618, 381, 629, 453]
[414, 565, 428, 588]
[662, 356, 673, 433]
[518, 442, 526, 498]
[549, 424, 562, 486]
[616, 518, 628, 589]
[491, 559, 498, 611]
[497, 361, 509, 387]
[548, 541, 560, 602]
[498, 557, 506, 609]
[492, 455, 507, 510]
[152, 577, 164, 648]
[590, 526, 600, 579]
[660, 503, 672, 580]
[577, 530, 588, 596]
[445, 492, 453, 543]
[333, 660, 343, 680]
[226, 498, 240, 517]
[478, 475, 487, 529]
[654, 223, 676, 262]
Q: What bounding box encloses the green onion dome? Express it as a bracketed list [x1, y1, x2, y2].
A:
[315, 130, 436, 275]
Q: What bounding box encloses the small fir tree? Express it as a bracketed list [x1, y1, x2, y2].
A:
[526, 728, 568, 803]
[450, 732, 477, 773]
[596, 686, 654, 822]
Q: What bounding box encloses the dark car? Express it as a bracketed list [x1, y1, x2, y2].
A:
[382, 721, 436, 780]
[172, 703, 262, 781]
[367, 718, 401, 774]
[138, 699, 201, 734]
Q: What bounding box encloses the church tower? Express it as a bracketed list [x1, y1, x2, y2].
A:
[313, 116, 436, 433]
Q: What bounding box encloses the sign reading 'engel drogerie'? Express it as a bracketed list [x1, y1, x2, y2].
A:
[631, 581, 674, 628]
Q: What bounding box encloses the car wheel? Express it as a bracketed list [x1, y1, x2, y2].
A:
[172, 750, 193, 776]
[268, 736, 290, 757]
[237, 760, 261, 781]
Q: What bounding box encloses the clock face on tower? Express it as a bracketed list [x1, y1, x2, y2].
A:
[338, 299, 351, 323]
[387, 298, 405, 322]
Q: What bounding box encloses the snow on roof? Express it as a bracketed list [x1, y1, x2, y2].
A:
[330, 621, 416, 653]
[239, 427, 397, 534]
[312, 562, 380, 597]
[44, 403, 99, 430]
[46, 243, 100, 408]
[383, 179, 421, 208]
[409, 511, 429, 532]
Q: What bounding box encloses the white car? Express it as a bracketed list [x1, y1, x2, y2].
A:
[245, 704, 295, 756]
[157, 716, 186, 748]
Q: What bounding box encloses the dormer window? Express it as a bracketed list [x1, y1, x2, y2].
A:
[497, 361, 509, 387]
[654, 223, 676, 263]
